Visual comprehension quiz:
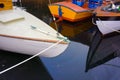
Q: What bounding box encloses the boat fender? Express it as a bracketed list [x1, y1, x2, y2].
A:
[0, 3, 4, 8]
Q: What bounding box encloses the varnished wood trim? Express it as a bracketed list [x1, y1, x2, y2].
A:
[0, 34, 68, 44]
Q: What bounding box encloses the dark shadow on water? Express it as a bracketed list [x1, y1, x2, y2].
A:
[0, 50, 52, 80]
[86, 30, 120, 72]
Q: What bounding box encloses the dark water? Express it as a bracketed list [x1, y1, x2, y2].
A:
[0, 0, 120, 80]
[0, 51, 52, 80]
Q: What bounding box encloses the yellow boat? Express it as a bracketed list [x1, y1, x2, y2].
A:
[48, 1, 93, 22]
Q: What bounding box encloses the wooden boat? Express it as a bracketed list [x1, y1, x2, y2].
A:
[94, 1, 120, 35]
[0, 0, 69, 58]
[48, 0, 93, 22]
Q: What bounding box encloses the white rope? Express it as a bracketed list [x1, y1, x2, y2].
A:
[31, 25, 69, 43]
[98, 18, 120, 33]
[31, 25, 57, 37]
[0, 39, 63, 75]
[48, 0, 59, 36]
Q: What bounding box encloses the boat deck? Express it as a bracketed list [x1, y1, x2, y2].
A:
[0, 7, 63, 42]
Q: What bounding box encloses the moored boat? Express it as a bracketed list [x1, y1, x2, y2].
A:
[0, 0, 70, 58]
[48, 0, 93, 22]
[94, 0, 120, 35]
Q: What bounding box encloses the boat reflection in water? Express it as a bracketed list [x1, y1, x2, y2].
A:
[86, 30, 120, 72]
[50, 19, 95, 45]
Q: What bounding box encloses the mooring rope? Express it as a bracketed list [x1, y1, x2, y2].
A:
[31, 25, 58, 38]
[30, 25, 69, 42]
[0, 39, 64, 75]
[48, 0, 60, 36]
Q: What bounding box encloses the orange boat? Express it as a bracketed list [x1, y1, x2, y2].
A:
[48, 0, 93, 22]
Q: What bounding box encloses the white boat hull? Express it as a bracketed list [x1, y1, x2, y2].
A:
[0, 36, 68, 57]
[0, 7, 69, 57]
[96, 20, 120, 35]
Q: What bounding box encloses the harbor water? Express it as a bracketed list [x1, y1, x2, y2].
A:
[0, 0, 120, 80]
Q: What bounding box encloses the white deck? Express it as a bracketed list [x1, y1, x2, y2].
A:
[0, 12, 24, 23]
[0, 7, 69, 57]
[0, 7, 63, 41]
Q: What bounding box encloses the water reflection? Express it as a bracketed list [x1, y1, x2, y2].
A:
[86, 31, 120, 71]
[50, 19, 95, 45]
